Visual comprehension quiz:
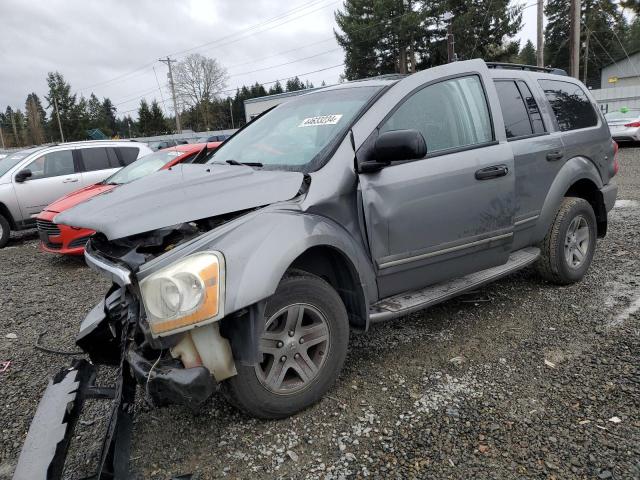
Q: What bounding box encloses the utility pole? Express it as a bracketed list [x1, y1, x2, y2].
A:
[229, 99, 235, 129]
[443, 12, 455, 63]
[569, 0, 581, 78]
[53, 97, 64, 143]
[159, 57, 182, 134]
[536, 0, 544, 67]
[583, 29, 590, 84]
[0, 126, 5, 149]
[128, 120, 132, 139]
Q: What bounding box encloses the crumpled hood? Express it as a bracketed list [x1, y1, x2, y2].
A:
[55, 164, 303, 240]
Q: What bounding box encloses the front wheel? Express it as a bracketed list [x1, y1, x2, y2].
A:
[536, 197, 597, 285]
[223, 270, 349, 419]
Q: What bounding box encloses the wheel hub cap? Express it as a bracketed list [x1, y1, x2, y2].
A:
[564, 215, 590, 269]
[255, 303, 330, 394]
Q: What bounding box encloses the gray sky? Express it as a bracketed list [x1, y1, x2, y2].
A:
[0, 0, 538, 119]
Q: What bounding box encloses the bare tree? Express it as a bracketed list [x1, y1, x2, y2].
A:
[173, 54, 228, 130]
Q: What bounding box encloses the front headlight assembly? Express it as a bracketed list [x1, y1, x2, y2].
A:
[139, 251, 225, 336]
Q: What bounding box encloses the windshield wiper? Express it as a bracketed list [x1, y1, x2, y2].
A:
[225, 159, 263, 167]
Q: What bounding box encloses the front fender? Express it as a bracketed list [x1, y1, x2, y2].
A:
[533, 156, 603, 241]
[138, 208, 377, 318]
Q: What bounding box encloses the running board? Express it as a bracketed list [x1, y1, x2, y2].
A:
[369, 247, 540, 323]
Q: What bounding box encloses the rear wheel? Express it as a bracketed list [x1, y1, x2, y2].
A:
[223, 270, 349, 419]
[0, 214, 10, 248]
[536, 197, 597, 285]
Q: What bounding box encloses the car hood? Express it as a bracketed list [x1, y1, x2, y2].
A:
[45, 183, 116, 213]
[55, 164, 304, 240]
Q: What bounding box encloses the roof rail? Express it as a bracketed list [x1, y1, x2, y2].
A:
[486, 62, 568, 76]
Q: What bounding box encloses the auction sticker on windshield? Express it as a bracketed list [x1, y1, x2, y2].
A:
[299, 114, 343, 127]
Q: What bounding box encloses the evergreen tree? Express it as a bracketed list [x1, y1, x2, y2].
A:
[518, 39, 537, 65]
[286, 77, 306, 91]
[439, 0, 522, 63]
[149, 100, 167, 135]
[545, 0, 625, 88]
[268, 81, 284, 95]
[102, 98, 117, 136]
[25, 93, 46, 145]
[138, 99, 153, 136]
[44, 71, 77, 141]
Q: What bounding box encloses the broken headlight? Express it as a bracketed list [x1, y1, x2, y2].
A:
[139, 251, 225, 336]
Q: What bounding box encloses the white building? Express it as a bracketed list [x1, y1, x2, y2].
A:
[592, 50, 640, 114]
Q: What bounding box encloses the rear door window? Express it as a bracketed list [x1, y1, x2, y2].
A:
[117, 146, 140, 165]
[494, 81, 534, 139]
[538, 79, 599, 131]
[381, 75, 493, 154]
[80, 147, 112, 172]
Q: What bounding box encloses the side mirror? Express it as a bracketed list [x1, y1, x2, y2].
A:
[359, 129, 427, 173]
[15, 169, 32, 183]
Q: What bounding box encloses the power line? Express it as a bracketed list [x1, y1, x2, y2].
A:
[228, 48, 342, 78]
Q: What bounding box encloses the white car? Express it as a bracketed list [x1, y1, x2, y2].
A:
[605, 109, 640, 142]
[0, 140, 152, 247]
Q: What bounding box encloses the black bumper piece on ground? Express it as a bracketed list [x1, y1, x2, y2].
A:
[13, 359, 136, 480]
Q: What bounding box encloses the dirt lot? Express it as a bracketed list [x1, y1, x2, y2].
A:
[1, 148, 639, 480]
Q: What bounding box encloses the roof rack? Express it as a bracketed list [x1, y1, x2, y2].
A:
[486, 62, 568, 76]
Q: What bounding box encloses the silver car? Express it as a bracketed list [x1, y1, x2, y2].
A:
[605, 108, 640, 142]
[0, 140, 151, 247]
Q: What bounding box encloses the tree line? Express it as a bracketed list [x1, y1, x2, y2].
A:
[336, 0, 640, 89]
[3, 0, 638, 148]
[0, 56, 313, 148]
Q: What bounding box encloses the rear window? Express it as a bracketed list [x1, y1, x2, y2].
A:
[118, 146, 140, 165]
[538, 79, 598, 131]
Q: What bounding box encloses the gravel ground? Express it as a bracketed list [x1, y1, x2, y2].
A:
[1, 148, 639, 479]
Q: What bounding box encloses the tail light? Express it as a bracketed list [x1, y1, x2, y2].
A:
[612, 140, 619, 177]
[624, 121, 640, 127]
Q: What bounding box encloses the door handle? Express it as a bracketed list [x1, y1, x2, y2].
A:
[62, 178, 78, 183]
[546, 151, 564, 161]
[475, 165, 509, 180]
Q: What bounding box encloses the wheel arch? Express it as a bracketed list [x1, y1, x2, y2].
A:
[0, 202, 16, 229]
[289, 245, 369, 331]
[533, 156, 605, 242]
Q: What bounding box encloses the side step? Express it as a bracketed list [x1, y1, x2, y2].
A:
[369, 247, 540, 323]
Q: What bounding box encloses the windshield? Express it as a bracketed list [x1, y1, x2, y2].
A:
[106, 149, 186, 185]
[605, 110, 640, 122]
[0, 150, 32, 177]
[209, 86, 382, 172]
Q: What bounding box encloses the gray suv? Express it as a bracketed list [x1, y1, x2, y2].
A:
[0, 140, 151, 247]
[15, 60, 618, 477]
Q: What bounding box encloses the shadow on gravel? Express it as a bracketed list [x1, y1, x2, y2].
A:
[44, 253, 87, 270]
[6, 229, 39, 247]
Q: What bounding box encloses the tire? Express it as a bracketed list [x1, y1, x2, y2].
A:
[535, 197, 597, 285]
[0, 214, 10, 248]
[223, 270, 349, 419]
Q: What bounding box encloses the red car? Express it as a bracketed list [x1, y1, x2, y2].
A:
[36, 142, 220, 255]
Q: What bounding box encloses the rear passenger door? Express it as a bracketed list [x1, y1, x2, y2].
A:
[358, 71, 515, 298]
[78, 146, 122, 186]
[493, 79, 565, 250]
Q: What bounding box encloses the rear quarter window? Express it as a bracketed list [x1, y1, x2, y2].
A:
[538, 79, 598, 131]
[118, 147, 141, 165]
[79, 147, 112, 172]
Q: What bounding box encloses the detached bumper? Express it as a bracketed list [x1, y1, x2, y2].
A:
[13, 360, 96, 480]
[13, 359, 136, 480]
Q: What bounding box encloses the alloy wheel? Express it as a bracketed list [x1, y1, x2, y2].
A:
[564, 215, 590, 269]
[255, 303, 330, 394]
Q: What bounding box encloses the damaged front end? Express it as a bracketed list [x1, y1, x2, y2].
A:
[15, 231, 239, 479]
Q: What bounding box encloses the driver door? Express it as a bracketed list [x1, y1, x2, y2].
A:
[13, 149, 82, 218]
[358, 72, 515, 298]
